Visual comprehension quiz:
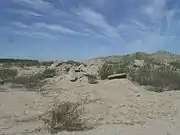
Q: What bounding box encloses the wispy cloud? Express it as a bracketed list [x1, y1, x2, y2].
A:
[12, 0, 51, 10]
[76, 7, 126, 43]
[12, 9, 42, 17]
[10, 21, 93, 39]
[12, 22, 30, 29]
[117, 0, 179, 51]
[89, 0, 107, 7]
[2, 0, 180, 59]
[11, 0, 69, 17]
[83, 28, 105, 39]
[13, 30, 58, 40]
[35, 23, 80, 35]
[141, 0, 168, 22]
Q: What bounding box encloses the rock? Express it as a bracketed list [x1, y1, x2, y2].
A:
[74, 64, 86, 72]
[67, 67, 78, 82]
[70, 76, 78, 82]
[82, 72, 91, 77]
[136, 94, 140, 97]
[49, 62, 63, 69]
[79, 64, 86, 71]
[133, 59, 144, 67]
[74, 68, 81, 72]
[108, 73, 127, 80]
[87, 75, 98, 84]
[60, 63, 71, 72]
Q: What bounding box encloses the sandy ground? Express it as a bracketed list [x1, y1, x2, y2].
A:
[0, 78, 180, 135]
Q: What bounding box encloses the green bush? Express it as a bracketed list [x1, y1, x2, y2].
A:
[0, 68, 18, 80]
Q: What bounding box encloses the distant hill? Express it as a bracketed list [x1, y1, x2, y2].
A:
[93, 51, 180, 62]
[0, 58, 53, 67]
[1, 51, 180, 65]
[0, 58, 39, 63]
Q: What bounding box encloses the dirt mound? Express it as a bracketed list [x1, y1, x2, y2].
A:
[1, 57, 180, 135]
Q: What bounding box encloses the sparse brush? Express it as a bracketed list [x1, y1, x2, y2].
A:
[40, 61, 54, 67]
[130, 63, 180, 92]
[11, 68, 56, 89]
[87, 75, 98, 84]
[11, 74, 45, 89]
[169, 61, 180, 69]
[98, 61, 130, 80]
[42, 68, 57, 78]
[99, 59, 180, 92]
[0, 68, 18, 81]
[98, 62, 114, 80]
[2, 63, 13, 68]
[43, 101, 90, 133]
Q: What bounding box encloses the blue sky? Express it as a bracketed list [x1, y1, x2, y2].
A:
[0, 0, 180, 60]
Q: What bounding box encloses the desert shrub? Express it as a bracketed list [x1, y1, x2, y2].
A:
[169, 61, 180, 69]
[42, 68, 56, 78]
[12, 69, 56, 89]
[130, 63, 180, 92]
[0, 59, 41, 68]
[87, 75, 98, 84]
[98, 61, 130, 80]
[2, 63, 13, 68]
[40, 61, 54, 67]
[0, 68, 18, 80]
[98, 63, 114, 80]
[99, 60, 180, 92]
[43, 102, 89, 133]
[133, 52, 148, 60]
[11, 74, 44, 89]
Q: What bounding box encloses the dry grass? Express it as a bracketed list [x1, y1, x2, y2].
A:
[169, 60, 180, 69]
[43, 101, 90, 133]
[42, 68, 56, 78]
[87, 75, 98, 84]
[98, 59, 180, 92]
[11, 68, 56, 89]
[98, 61, 130, 80]
[10, 75, 44, 89]
[13, 100, 91, 133]
[0, 68, 18, 81]
[130, 63, 180, 92]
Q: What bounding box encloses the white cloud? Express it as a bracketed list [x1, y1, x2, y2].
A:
[11, 21, 93, 38]
[131, 19, 146, 29]
[12, 0, 51, 10]
[35, 23, 82, 35]
[83, 29, 105, 39]
[12, 9, 42, 17]
[12, 22, 31, 28]
[76, 7, 126, 43]
[13, 30, 58, 40]
[12, 0, 71, 18]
